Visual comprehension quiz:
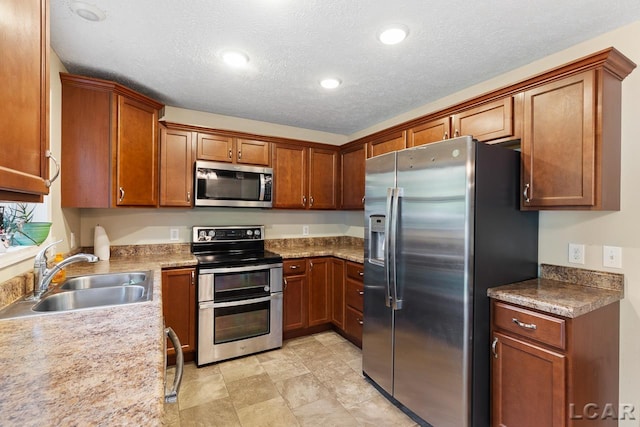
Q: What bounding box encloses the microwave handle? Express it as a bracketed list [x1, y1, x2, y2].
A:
[259, 173, 266, 201]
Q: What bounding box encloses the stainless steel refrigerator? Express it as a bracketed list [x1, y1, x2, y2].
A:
[362, 136, 538, 427]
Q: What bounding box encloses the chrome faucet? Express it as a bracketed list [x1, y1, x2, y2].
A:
[32, 240, 99, 299]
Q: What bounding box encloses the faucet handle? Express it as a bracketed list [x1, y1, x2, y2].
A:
[34, 240, 63, 266]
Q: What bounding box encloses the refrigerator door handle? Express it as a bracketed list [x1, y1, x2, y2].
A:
[384, 187, 394, 308]
[390, 187, 403, 310]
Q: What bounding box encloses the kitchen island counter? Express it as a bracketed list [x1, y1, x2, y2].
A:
[0, 251, 196, 426]
[488, 263, 624, 318]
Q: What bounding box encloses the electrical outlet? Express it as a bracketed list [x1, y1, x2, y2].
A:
[603, 245, 622, 268]
[302, 225, 309, 236]
[568, 243, 585, 264]
[170, 228, 179, 241]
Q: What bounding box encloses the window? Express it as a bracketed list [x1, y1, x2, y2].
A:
[0, 196, 51, 269]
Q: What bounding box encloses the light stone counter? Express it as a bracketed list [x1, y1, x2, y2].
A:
[266, 236, 364, 264]
[0, 251, 196, 426]
[487, 264, 624, 318]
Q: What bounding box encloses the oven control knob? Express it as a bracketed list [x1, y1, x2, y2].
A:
[246, 230, 253, 236]
[264, 286, 270, 292]
[255, 229, 261, 236]
[208, 230, 216, 237]
[198, 230, 206, 240]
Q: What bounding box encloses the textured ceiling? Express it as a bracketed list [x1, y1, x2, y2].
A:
[50, 0, 640, 135]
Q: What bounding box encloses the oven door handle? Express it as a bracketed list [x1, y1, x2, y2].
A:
[199, 263, 283, 275]
[200, 295, 277, 310]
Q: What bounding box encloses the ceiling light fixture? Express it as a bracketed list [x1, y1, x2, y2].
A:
[378, 26, 408, 45]
[222, 51, 250, 67]
[320, 78, 341, 89]
[70, 1, 106, 22]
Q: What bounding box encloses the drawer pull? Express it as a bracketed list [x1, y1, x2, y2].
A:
[357, 318, 363, 326]
[289, 265, 299, 269]
[358, 271, 364, 277]
[492, 337, 498, 359]
[512, 318, 537, 330]
[358, 290, 364, 295]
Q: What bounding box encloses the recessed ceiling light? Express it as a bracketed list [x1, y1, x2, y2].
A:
[320, 78, 341, 89]
[378, 26, 408, 45]
[70, 1, 106, 22]
[222, 51, 250, 67]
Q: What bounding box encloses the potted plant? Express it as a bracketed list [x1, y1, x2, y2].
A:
[1, 203, 51, 246]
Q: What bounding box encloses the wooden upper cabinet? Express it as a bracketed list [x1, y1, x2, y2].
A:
[236, 138, 270, 166]
[451, 97, 514, 143]
[196, 132, 233, 162]
[196, 133, 270, 166]
[60, 73, 164, 208]
[273, 143, 308, 209]
[340, 143, 366, 209]
[521, 49, 635, 210]
[407, 117, 451, 147]
[160, 125, 196, 207]
[0, 0, 50, 202]
[368, 131, 406, 158]
[308, 147, 339, 209]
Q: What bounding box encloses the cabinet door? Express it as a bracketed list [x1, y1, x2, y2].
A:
[0, 0, 49, 201]
[236, 138, 270, 166]
[283, 274, 307, 331]
[162, 268, 196, 358]
[273, 143, 308, 209]
[451, 97, 514, 143]
[115, 95, 159, 207]
[308, 148, 339, 209]
[330, 258, 345, 329]
[160, 127, 195, 207]
[340, 143, 366, 209]
[308, 258, 331, 327]
[368, 131, 406, 158]
[492, 332, 565, 427]
[521, 72, 596, 208]
[345, 306, 363, 347]
[407, 117, 451, 147]
[196, 132, 234, 162]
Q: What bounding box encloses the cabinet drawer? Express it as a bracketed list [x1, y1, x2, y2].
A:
[345, 306, 363, 342]
[283, 259, 306, 275]
[345, 279, 364, 312]
[346, 262, 364, 282]
[493, 301, 566, 350]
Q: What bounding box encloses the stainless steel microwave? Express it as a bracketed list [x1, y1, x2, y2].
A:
[194, 161, 273, 208]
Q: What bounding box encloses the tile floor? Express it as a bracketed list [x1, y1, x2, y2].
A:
[164, 331, 417, 426]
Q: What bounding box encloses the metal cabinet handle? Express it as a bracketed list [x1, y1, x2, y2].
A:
[512, 318, 537, 330]
[523, 183, 531, 203]
[309, 261, 313, 270]
[165, 327, 184, 403]
[191, 270, 195, 285]
[44, 150, 60, 188]
[357, 318, 364, 326]
[443, 132, 448, 140]
[454, 129, 460, 137]
[187, 192, 191, 202]
[119, 187, 125, 202]
[238, 150, 242, 159]
[492, 337, 498, 358]
[310, 196, 314, 207]
[228, 149, 232, 159]
[358, 290, 364, 295]
[289, 265, 299, 270]
[358, 271, 364, 277]
[302, 196, 307, 206]
[284, 277, 288, 289]
[362, 196, 365, 205]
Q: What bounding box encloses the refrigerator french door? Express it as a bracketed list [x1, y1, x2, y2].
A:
[362, 136, 538, 427]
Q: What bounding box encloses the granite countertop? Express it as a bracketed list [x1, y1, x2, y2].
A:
[0, 251, 196, 426]
[266, 236, 364, 264]
[488, 264, 624, 318]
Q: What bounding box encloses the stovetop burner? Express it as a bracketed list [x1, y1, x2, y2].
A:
[191, 226, 282, 268]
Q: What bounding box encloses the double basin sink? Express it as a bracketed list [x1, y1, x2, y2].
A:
[0, 271, 153, 319]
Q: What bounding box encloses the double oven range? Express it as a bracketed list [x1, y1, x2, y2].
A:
[192, 226, 283, 366]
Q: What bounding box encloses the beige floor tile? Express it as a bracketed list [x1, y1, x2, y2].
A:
[236, 396, 300, 427]
[283, 335, 318, 347]
[179, 397, 241, 427]
[312, 331, 347, 346]
[226, 373, 280, 410]
[323, 370, 380, 408]
[163, 401, 181, 426]
[302, 353, 354, 385]
[345, 356, 363, 375]
[255, 346, 300, 363]
[289, 339, 334, 360]
[218, 355, 265, 383]
[326, 341, 362, 361]
[346, 394, 416, 426]
[179, 362, 221, 383]
[261, 358, 310, 382]
[292, 398, 359, 426]
[275, 373, 333, 409]
[178, 372, 229, 411]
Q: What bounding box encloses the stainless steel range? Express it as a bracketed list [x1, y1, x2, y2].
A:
[192, 226, 283, 366]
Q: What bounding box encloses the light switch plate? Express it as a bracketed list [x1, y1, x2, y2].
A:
[568, 243, 585, 264]
[603, 245, 622, 268]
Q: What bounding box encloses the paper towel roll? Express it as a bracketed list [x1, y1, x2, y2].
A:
[94, 225, 110, 260]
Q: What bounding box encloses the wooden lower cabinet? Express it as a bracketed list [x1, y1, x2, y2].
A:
[330, 259, 345, 329]
[162, 267, 196, 364]
[283, 273, 306, 332]
[491, 300, 620, 427]
[344, 262, 364, 346]
[308, 257, 331, 326]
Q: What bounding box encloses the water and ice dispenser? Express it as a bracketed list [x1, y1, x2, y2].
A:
[369, 215, 386, 266]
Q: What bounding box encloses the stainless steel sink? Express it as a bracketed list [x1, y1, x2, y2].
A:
[0, 270, 154, 319]
[60, 271, 148, 290]
[32, 285, 150, 312]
